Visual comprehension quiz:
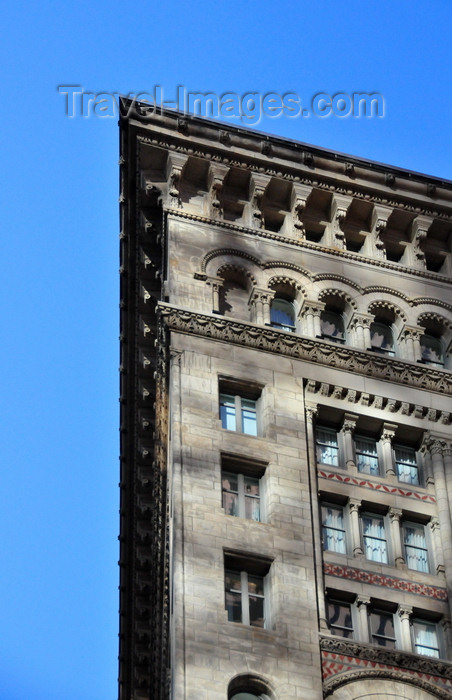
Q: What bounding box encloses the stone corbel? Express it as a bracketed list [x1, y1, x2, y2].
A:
[248, 173, 271, 229]
[165, 152, 188, 208]
[371, 203, 392, 259]
[290, 183, 313, 237]
[330, 194, 352, 249]
[410, 215, 433, 269]
[207, 162, 230, 219]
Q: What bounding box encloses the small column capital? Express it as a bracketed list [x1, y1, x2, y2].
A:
[249, 287, 275, 305]
[381, 422, 398, 443]
[389, 507, 403, 522]
[305, 403, 318, 423]
[349, 312, 374, 330]
[397, 604, 413, 621]
[356, 594, 371, 608]
[348, 498, 361, 514]
[299, 299, 325, 318]
[341, 413, 359, 434]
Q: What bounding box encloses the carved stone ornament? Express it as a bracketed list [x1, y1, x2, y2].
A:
[320, 635, 452, 682]
[158, 303, 452, 396]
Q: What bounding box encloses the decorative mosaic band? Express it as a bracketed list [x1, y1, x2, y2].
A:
[323, 562, 448, 600]
[318, 469, 436, 503]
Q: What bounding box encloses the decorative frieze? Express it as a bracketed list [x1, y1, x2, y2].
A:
[158, 303, 452, 396]
[323, 562, 446, 599]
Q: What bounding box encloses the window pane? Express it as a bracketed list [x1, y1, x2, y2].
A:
[404, 525, 429, 573]
[225, 571, 242, 623]
[370, 611, 396, 648]
[322, 505, 346, 554]
[248, 575, 264, 627]
[328, 601, 353, 638]
[370, 322, 394, 355]
[316, 428, 339, 466]
[413, 621, 440, 657]
[270, 298, 295, 331]
[222, 472, 239, 516]
[355, 437, 379, 475]
[362, 515, 387, 563]
[420, 334, 444, 366]
[321, 311, 345, 342]
[220, 394, 236, 430]
[395, 446, 419, 485]
[244, 476, 260, 522]
[241, 399, 257, 436]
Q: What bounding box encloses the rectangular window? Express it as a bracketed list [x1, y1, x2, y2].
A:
[327, 600, 354, 638]
[369, 610, 396, 648]
[361, 513, 388, 563]
[412, 620, 440, 658]
[355, 437, 379, 476]
[403, 523, 429, 573]
[222, 471, 261, 522]
[321, 504, 346, 554]
[219, 392, 258, 436]
[394, 445, 419, 485]
[225, 570, 266, 628]
[316, 427, 339, 467]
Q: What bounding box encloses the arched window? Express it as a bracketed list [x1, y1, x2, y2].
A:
[370, 320, 395, 355]
[320, 310, 345, 343]
[270, 297, 295, 332]
[228, 674, 273, 700]
[420, 333, 444, 367]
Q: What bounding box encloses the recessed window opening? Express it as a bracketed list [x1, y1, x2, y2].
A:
[270, 297, 295, 331]
[320, 309, 345, 343]
[370, 319, 395, 355]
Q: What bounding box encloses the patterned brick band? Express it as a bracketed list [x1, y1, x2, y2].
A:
[318, 469, 436, 503]
[324, 562, 448, 600]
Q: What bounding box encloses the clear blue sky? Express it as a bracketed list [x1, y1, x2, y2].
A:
[1, 2, 451, 699]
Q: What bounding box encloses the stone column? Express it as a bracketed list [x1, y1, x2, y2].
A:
[443, 442, 452, 519]
[206, 276, 223, 314]
[305, 403, 329, 632]
[430, 517, 445, 575]
[380, 423, 397, 479]
[400, 325, 423, 362]
[397, 604, 413, 651]
[356, 595, 371, 643]
[249, 288, 274, 325]
[425, 436, 452, 620]
[341, 413, 358, 473]
[299, 300, 325, 337]
[441, 616, 452, 659]
[389, 508, 404, 568]
[348, 498, 363, 557]
[349, 313, 373, 350]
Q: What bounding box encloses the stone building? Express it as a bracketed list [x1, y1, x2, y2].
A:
[118, 104, 452, 700]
